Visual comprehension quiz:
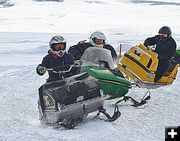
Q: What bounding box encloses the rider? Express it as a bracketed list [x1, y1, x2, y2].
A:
[144, 26, 177, 83]
[36, 35, 75, 82]
[68, 31, 117, 61]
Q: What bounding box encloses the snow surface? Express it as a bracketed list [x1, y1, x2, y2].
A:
[0, 0, 180, 141]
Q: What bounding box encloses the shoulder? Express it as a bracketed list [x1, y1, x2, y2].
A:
[43, 54, 52, 60]
[168, 37, 177, 46]
[103, 44, 115, 51]
[41, 54, 52, 66]
[169, 37, 176, 42]
[65, 52, 73, 56]
[64, 52, 74, 58]
[148, 35, 159, 40]
[145, 35, 159, 43]
[103, 44, 113, 48]
[78, 42, 92, 48]
[84, 42, 92, 46]
[154, 35, 161, 39]
[68, 42, 89, 51]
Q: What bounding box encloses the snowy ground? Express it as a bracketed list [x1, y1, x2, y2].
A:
[0, 0, 180, 141]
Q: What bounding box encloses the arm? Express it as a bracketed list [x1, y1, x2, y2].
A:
[144, 36, 157, 47]
[68, 44, 84, 60]
[36, 56, 49, 75]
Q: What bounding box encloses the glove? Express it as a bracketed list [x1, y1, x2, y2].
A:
[146, 45, 156, 51]
[78, 40, 86, 44]
[36, 65, 47, 76]
[113, 68, 125, 78]
[146, 45, 151, 50]
[74, 60, 82, 67]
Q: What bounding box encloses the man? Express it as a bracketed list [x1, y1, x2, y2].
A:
[144, 26, 177, 83]
[36, 35, 75, 82]
[68, 31, 117, 61]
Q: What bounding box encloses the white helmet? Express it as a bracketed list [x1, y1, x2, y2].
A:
[49, 36, 66, 56]
[90, 31, 106, 48]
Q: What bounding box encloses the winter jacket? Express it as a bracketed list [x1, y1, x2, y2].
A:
[68, 42, 117, 60]
[144, 35, 176, 60]
[38, 52, 75, 82]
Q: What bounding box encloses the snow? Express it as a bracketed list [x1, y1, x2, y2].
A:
[0, 0, 180, 141]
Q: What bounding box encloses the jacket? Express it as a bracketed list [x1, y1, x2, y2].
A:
[39, 52, 75, 82]
[68, 42, 117, 60]
[144, 35, 176, 60]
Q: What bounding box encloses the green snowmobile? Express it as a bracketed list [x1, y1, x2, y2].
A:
[80, 47, 150, 106]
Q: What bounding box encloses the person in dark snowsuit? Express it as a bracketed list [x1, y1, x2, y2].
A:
[68, 31, 124, 77]
[144, 26, 177, 83]
[36, 35, 75, 82]
[36, 36, 76, 114]
[68, 31, 117, 61]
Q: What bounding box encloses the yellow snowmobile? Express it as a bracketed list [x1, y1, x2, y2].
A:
[117, 44, 179, 86]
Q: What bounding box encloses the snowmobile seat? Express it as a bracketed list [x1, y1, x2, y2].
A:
[43, 79, 67, 90]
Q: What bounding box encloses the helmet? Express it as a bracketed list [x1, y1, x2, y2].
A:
[90, 31, 106, 48]
[49, 36, 66, 56]
[158, 26, 172, 37]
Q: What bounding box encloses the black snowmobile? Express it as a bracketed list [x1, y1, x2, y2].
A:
[38, 64, 120, 129]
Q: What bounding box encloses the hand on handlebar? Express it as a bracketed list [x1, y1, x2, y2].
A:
[146, 45, 152, 50]
[74, 60, 82, 67]
[146, 45, 156, 51]
[36, 65, 47, 75]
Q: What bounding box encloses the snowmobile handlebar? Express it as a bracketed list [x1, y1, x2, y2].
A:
[46, 65, 74, 74]
[46, 61, 81, 74]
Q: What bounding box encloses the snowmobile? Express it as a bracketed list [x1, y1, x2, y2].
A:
[38, 64, 120, 129]
[80, 47, 150, 106]
[117, 44, 179, 87]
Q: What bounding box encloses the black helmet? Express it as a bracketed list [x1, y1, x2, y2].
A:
[158, 26, 172, 36]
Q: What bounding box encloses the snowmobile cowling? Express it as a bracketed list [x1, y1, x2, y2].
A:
[38, 72, 104, 124]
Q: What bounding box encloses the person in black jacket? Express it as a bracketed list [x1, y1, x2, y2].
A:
[144, 26, 177, 83]
[36, 35, 75, 82]
[68, 31, 117, 61]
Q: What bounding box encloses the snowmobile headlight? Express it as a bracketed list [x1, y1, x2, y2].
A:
[57, 103, 62, 111]
[100, 89, 104, 97]
[76, 96, 84, 102]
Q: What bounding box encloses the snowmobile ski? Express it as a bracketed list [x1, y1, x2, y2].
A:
[115, 91, 150, 107]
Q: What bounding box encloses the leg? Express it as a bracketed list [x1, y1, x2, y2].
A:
[154, 60, 169, 83]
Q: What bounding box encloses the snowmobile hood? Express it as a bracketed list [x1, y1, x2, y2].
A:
[82, 66, 131, 87]
[117, 44, 179, 85]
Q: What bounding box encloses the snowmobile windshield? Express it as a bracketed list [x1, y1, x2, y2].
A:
[80, 47, 115, 69]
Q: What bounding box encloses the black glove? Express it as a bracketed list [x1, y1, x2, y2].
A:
[74, 60, 82, 67]
[113, 68, 125, 78]
[36, 65, 47, 76]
